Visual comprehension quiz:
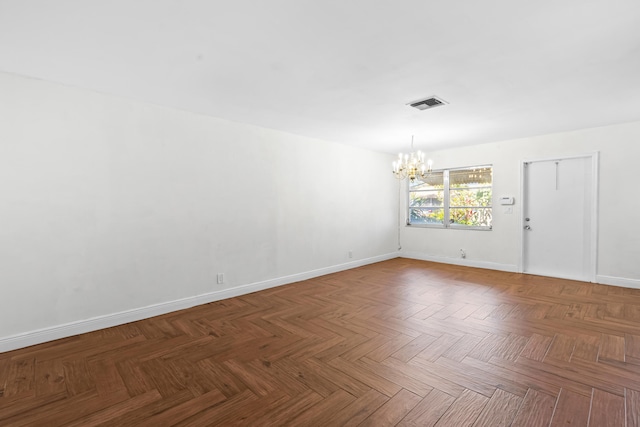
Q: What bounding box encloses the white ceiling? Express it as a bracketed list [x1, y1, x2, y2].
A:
[1, 0, 639, 153]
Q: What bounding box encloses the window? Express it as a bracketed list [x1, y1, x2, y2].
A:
[408, 166, 492, 229]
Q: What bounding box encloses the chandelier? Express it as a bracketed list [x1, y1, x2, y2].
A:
[392, 136, 433, 181]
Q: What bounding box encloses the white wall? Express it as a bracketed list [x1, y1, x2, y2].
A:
[401, 120, 640, 286]
[0, 72, 398, 346]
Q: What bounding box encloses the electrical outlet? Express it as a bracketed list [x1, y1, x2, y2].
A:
[348, 250, 353, 259]
[460, 249, 466, 259]
[216, 273, 224, 284]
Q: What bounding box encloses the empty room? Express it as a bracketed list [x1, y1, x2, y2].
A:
[1, 1, 640, 425]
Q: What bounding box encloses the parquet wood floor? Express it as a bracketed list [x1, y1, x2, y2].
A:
[2, 258, 640, 426]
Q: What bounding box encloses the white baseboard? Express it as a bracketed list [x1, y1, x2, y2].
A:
[403, 252, 640, 289]
[401, 251, 518, 273]
[0, 253, 399, 353]
[596, 275, 640, 289]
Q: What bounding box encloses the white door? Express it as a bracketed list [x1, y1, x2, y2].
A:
[522, 155, 596, 282]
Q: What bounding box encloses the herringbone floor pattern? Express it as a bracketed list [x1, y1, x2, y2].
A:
[1, 258, 640, 426]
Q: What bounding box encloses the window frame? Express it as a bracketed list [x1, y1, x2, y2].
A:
[407, 165, 493, 231]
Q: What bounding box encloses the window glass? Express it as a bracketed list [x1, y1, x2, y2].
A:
[409, 172, 444, 225]
[408, 166, 492, 229]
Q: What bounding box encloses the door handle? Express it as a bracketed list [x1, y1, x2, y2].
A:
[524, 225, 531, 230]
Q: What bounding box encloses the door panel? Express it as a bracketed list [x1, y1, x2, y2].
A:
[523, 157, 593, 281]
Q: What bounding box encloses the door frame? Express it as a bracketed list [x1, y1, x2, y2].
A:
[518, 152, 599, 282]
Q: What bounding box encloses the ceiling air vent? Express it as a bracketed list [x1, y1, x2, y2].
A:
[408, 96, 448, 111]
